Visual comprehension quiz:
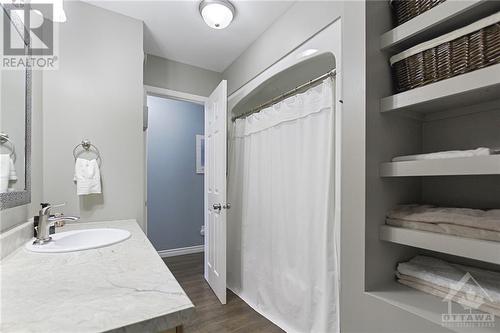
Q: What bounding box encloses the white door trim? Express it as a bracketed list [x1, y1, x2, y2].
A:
[157, 245, 205, 258]
[144, 85, 207, 105]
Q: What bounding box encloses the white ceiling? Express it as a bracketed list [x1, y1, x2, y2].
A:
[85, 1, 295, 72]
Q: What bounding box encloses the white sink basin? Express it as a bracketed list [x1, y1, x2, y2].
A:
[25, 228, 131, 253]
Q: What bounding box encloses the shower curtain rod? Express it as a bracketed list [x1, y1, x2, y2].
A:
[232, 69, 337, 121]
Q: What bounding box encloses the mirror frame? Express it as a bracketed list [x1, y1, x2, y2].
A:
[0, 6, 32, 210]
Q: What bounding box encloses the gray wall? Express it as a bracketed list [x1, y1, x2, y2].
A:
[0, 70, 44, 232]
[422, 109, 500, 209]
[146, 96, 204, 251]
[223, 1, 444, 331]
[223, 2, 343, 95]
[144, 54, 222, 97]
[364, 0, 424, 288]
[42, 1, 145, 228]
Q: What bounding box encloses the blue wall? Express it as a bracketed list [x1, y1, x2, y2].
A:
[147, 96, 204, 251]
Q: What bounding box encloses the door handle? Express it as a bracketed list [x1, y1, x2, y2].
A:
[213, 203, 230, 211]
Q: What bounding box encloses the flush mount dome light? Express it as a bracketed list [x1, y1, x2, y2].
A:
[199, 0, 235, 29]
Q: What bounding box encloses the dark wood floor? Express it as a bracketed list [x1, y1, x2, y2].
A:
[163, 253, 284, 333]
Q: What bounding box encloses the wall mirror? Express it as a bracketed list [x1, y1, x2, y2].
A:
[0, 7, 32, 209]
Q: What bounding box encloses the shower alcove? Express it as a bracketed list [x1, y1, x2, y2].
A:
[226, 20, 342, 332]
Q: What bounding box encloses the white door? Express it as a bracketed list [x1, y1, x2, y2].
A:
[204, 80, 228, 304]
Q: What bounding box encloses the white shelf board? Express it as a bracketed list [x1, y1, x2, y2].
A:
[380, 155, 500, 177]
[380, 225, 500, 265]
[381, 0, 500, 51]
[381, 64, 500, 114]
[368, 282, 499, 333]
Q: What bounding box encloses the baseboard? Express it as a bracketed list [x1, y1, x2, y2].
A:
[157, 245, 204, 258]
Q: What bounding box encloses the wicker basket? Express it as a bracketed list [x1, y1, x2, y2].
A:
[391, 0, 447, 26]
[391, 12, 500, 93]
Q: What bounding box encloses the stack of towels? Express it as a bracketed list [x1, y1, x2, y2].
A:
[0, 154, 17, 192]
[397, 256, 500, 317]
[387, 205, 500, 242]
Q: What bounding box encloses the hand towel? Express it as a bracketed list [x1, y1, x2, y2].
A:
[0, 154, 17, 193]
[392, 147, 491, 162]
[74, 158, 101, 196]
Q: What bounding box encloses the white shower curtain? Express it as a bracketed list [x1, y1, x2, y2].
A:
[228, 78, 339, 333]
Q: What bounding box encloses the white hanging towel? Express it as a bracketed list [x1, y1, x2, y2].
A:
[0, 154, 17, 192]
[73, 158, 101, 195]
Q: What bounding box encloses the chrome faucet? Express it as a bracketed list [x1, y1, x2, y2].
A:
[34, 203, 80, 245]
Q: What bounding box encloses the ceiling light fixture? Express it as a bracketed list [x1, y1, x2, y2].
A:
[199, 0, 235, 30]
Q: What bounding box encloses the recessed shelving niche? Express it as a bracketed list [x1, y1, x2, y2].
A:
[366, 1, 500, 331]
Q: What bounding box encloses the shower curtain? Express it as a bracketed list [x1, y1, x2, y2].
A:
[228, 78, 339, 333]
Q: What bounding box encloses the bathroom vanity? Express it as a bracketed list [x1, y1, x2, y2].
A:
[0, 220, 194, 333]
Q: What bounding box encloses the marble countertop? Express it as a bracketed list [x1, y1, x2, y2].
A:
[0, 220, 194, 333]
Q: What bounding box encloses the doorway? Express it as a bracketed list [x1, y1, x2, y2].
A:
[146, 95, 205, 256]
[145, 80, 229, 305]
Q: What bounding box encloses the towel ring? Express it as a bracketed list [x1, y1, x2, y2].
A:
[0, 133, 16, 161]
[72, 139, 102, 167]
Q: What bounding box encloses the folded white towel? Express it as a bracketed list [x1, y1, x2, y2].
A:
[0, 154, 17, 193]
[387, 218, 500, 242]
[392, 147, 492, 162]
[397, 256, 500, 304]
[388, 204, 500, 232]
[397, 273, 500, 317]
[73, 158, 101, 196]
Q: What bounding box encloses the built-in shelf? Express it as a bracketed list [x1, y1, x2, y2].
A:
[380, 225, 500, 265]
[380, 63, 500, 115]
[380, 155, 500, 177]
[368, 282, 499, 333]
[381, 0, 500, 51]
